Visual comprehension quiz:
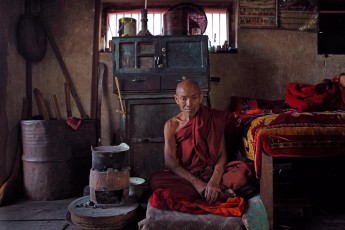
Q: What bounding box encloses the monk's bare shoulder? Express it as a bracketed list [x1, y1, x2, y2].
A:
[164, 112, 185, 134]
[165, 112, 190, 135]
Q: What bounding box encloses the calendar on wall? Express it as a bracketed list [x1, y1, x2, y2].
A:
[239, 0, 277, 28]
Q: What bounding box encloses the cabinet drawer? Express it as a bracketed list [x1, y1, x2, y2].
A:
[119, 75, 160, 91]
[161, 74, 209, 90]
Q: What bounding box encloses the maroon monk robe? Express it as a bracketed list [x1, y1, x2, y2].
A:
[149, 106, 247, 216]
[150, 105, 230, 193]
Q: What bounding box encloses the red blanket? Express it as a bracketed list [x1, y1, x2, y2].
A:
[285, 81, 344, 112]
[149, 189, 246, 217]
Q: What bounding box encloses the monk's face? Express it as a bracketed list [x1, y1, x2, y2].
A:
[175, 80, 203, 118]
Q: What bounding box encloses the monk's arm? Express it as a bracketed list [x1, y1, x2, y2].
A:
[205, 135, 227, 203]
[163, 120, 206, 195]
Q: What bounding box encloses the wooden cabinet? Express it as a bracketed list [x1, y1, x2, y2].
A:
[112, 35, 210, 180]
[119, 95, 180, 180]
[112, 35, 209, 93]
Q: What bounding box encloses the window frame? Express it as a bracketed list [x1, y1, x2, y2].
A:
[101, 3, 237, 50]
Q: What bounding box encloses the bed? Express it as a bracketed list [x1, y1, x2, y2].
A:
[230, 96, 345, 229]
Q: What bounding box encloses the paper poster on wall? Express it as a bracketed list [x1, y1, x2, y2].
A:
[239, 0, 277, 28]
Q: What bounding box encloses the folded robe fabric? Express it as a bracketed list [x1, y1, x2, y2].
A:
[285, 81, 344, 112]
[149, 189, 246, 217]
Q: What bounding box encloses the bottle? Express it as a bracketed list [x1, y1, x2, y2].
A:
[100, 35, 105, 52]
[222, 40, 229, 51]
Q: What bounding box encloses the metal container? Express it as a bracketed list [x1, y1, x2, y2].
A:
[118, 18, 137, 37]
[21, 119, 98, 200]
[163, 10, 188, 35]
[91, 144, 130, 171]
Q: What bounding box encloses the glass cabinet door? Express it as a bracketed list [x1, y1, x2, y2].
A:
[119, 42, 135, 69]
[138, 41, 155, 69]
[161, 35, 209, 73]
[113, 37, 159, 74]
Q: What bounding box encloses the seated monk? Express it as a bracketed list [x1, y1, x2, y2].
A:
[149, 79, 258, 216]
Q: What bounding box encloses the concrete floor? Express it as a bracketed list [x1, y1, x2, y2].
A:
[1, 197, 345, 230]
[0, 197, 144, 230]
[0, 198, 77, 230]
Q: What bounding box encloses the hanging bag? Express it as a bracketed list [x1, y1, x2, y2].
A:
[17, 14, 47, 62]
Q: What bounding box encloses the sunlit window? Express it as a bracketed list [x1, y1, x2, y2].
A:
[105, 8, 230, 50]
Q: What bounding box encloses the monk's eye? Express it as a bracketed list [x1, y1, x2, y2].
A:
[180, 97, 186, 101]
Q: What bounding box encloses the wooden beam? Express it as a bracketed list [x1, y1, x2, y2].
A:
[25, 61, 32, 118]
[260, 153, 274, 229]
[90, 0, 102, 119]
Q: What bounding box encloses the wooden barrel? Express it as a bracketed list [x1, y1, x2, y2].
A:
[21, 119, 98, 200]
[163, 10, 188, 35]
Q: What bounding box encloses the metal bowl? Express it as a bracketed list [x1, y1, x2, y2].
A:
[129, 177, 145, 198]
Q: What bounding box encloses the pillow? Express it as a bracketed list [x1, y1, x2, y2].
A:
[230, 96, 260, 114]
[230, 96, 290, 115]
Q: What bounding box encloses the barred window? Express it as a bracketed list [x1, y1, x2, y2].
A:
[105, 7, 234, 50]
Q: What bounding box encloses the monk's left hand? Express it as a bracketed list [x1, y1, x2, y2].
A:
[205, 181, 221, 204]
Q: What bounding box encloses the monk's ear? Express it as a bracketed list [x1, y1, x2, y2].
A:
[175, 95, 179, 104]
[199, 93, 203, 104]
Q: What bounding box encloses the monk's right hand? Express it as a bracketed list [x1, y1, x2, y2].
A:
[192, 177, 207, 197]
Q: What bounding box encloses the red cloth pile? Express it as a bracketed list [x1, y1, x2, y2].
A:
[149, 189, 246, 217]
[285, 80, 345, 112]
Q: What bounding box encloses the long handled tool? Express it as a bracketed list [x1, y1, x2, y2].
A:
[33, 88, 49, 120]
[64, 82, 72, 118]
[114, 76, 126, 118]
[51, 94, 61, 119]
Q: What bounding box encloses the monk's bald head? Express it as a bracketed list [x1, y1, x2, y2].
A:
[176, 79, 201, 95]
[175, 79, 203, 118]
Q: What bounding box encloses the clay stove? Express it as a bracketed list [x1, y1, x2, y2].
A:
[89, 144, 130, 206]
[67, 143, 140, 229]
